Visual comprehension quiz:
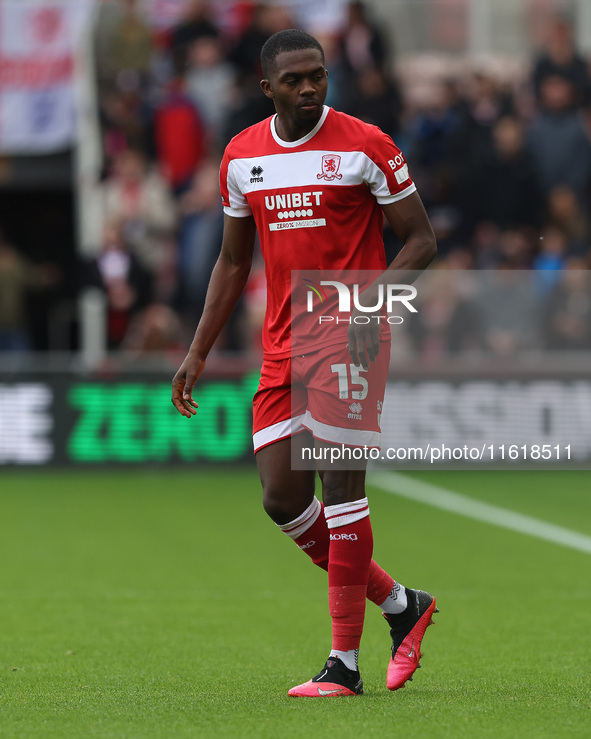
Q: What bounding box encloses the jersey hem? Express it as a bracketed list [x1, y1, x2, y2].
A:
[253, 417, 307, 453]
[223, 205, 252, 217]
[376, 182, 416, 204]
[302, 411, 381, 448]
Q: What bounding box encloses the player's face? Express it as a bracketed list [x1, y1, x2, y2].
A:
[261, 48, 328, 138]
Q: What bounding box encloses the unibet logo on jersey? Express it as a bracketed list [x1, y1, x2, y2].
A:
[264, 190, 325, 231]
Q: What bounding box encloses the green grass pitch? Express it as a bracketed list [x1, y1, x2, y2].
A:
[1, 468, 590, 738]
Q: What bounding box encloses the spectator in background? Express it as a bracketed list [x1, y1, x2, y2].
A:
[344, 64, 403, 138]
[154, 79, 207, 193]
[222, 74, 276, 146]
[474, 227, 534, 270]
[0, 229, 58, 352]
[100, 84, 148, 163]
[543, 258, 591, 350]
[448, 73, 514, 236]
[546, 185, 590, 254]
[185, 35, 236, 137]
[532, 225, 568, 296]
[409, 80, 461, 171]
[101, 0, 153, 91]
[528, 74, 591, 203]
[282, 0, 348, 38]
[175, 157, 247, 352]
[452, 73, 514, 168]
[123, 303, 185, 362]
[170, 0, 220, 72]
[476, 265, 539, 355]
[100, 148, 176, 294]
[83, 221, 153, 350]
[95, 0, 154, 164]
[410, 267, 479, 357]
[407, 79, 461, 222]
[471, 221, 502, 269]
[532, 17, 591, 109]
[472, 116, 541, 229]
[175, 160, 224, 326]
[340, 1, 389, 79]
[228, 3, 294, 80]
[223, 4, 294, 143]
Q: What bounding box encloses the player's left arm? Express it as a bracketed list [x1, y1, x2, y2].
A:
[347, 193, 436, 369]
[381, 192, 437, 272]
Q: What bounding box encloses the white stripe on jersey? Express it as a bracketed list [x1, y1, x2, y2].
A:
[228, 150, 366, 191]
[225, 150, 416, 209]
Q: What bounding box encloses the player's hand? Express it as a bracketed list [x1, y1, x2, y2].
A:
[347, 308, 380, 370]
[171, 353, 206, 417]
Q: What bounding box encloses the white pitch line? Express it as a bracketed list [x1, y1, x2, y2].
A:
[368, 471, 591, 556]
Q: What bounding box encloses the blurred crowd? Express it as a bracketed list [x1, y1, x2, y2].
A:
[2, 0, 591, 359]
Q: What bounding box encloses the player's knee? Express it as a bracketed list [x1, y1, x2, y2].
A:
[321, 477, 347, 508]
[262, 485, 300, 525]
[321, 471, 365, 507]
[261, 489, 282, 522]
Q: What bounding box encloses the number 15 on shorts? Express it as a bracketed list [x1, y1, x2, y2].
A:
[331, 363, 368, 400]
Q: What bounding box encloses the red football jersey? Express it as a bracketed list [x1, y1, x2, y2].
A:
[220, 105, 416, 359]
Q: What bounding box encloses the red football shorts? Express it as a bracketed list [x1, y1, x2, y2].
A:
[252, 341, 390, 453]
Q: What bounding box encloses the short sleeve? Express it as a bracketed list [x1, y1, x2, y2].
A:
[361, 126, 416, 205]
[220, 148, 252, 217]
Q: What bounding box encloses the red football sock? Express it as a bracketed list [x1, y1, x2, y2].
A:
[366, 561, 396, 605]
[278, 498, 329, 569]
[325, 499, 373, 652]
[294, 513, 330, 569]
[280, 498, 397, 605]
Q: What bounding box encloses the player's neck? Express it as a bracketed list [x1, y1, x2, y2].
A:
[274, 112, 320, 143]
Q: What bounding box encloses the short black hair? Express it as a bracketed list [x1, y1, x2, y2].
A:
[260, 29, 324, 79]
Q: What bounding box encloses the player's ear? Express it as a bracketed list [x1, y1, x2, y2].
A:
[261, 79, 274, 99]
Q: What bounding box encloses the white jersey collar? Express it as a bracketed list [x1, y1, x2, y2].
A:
[270, 105, 330, 148]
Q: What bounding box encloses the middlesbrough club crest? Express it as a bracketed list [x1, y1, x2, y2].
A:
[317, 154, 342, 181]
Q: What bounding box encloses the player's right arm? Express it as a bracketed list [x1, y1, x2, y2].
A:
[171, 213, 257, 417]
